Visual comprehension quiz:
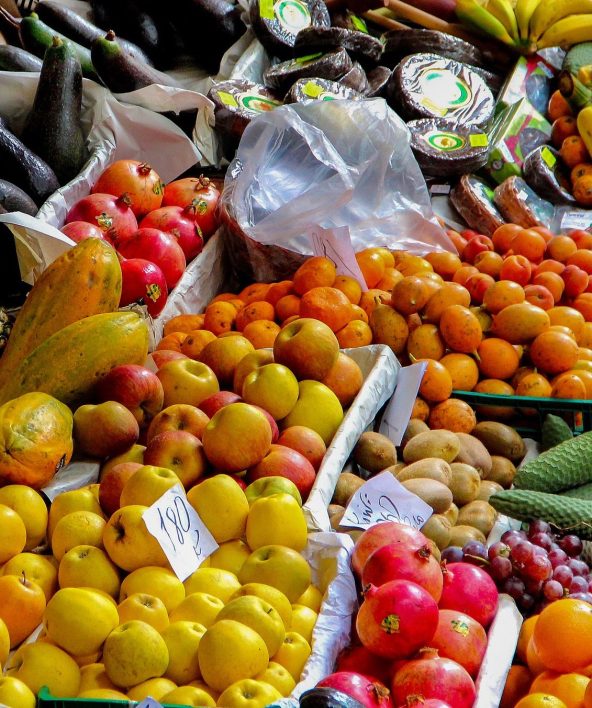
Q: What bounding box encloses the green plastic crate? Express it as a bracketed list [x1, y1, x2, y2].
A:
[452, 389, 592, 439]
[37, 687, 188, 708]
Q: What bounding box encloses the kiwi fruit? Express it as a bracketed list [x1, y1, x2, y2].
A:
[332, 472, 364, 506]
[485, 455, 517, 488]
[353, 431, 397, 474]
[449, 462, 481, 506]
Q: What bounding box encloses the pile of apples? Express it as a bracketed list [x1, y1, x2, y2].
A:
[0, 472, 323, 707]
[60, 159, 221, 318]
[309, 521, 500, 708]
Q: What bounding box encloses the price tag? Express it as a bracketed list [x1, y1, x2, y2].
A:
[541, 146, 556, 168]
[143, 484, 218, 581]
[429, 184, 451, 195]
[561, 210, 592, 231]
[136, 699, 164, 708]
[469, 133, 488, 148]
[217, 91, 238, 108]
[340, 471, 433, 530]
[379, 362, 428, 445]
[307, 225, 368, 290]
[303, 81, 324, 98]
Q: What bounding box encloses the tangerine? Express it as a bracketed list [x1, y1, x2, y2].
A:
[275, 295, 301, 322]
[515, 695, 566, 708]
[355, 250, 386, 287]
[533, 599, 592, 672]
[163, 314, 205, 337]
[499, 665, 532, 708]
[376, 268, 403, 292]
[180, 329, 217, 359]
[549, 673, 590, 708]
[156, 332, 187, 353]
[235, 301, 276, 331]
[336, 320, 373, 348]
[265, 281, 294, 307]
[240, 283, 270, 304]
[292, 257, 336, 296]
[333, 275, 363, 305]
[204, 301, 237, 335]
[242, 320, 281, 349]
[299, 287, 353, 332]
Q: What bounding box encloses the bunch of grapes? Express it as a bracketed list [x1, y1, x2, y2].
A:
[441, 520, 589, 616]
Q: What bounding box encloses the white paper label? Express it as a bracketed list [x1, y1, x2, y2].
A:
[307, 225, 368, 290]
[136, 699, 164, 708]
[340, 471, 433, 530]
[430, 184, 451, 195]
[143, 484, 218, 581]
[560, 211, 592, 231]
[379, 362, 428, 445]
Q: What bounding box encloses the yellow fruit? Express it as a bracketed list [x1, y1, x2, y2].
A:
[217, 679, 282, 708]
[78, 663, 117, 693]
[239, 546, 311, 603]
[290, 604, 318, 644]
[2, 552, 58, 602]
[218, 596, 285, 657]
[162, 685, 216, 707]
[117, 593, 169, 633]
[6, 642, 80, 697]
[119, 465, 182, 507]
[208, 539, 251, 576]
[272, 632, 311, 681]
[187, 474, 249, 543]
[246, 494, 307, 552]
[44, 587, 119, 656]
[0, 676, 36, 708]
[169, 592, 224, 628]
[0, 485, 48, 550]
[188, 679, 219, 702]
[198, 619, 269, 692]
[0, 504, 26, 564]
[79, 688, 129, 699]
[183, 567, 241, 603]
[103, 620, 169, 689]
[162, 621, 207, 685]
[119, 566, 185, 613]
[48, 488, 104, 539]
[0, 618, 9, 666]
[296, 585, 323, 613]
[127, 677, 178, 701]
[51, 511, 105, 562]
[232, 584, 293, 629]
[256, 662, 296, 697]
[103, 505, 169, 572]
[58, 545, 120, 597]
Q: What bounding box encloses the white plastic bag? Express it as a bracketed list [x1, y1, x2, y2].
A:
[220, 98, 455, 282]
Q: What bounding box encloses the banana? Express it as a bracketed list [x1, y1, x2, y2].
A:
[456, 0, 517, 44]
[529, 0, 592, 41]
[538, 14, 592, 49]
[577, 106, 592, 159]
[515, 0, 542, 41]
[486, 0, 520, 40]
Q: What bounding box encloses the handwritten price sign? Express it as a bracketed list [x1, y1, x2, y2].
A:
[307, 225, 368, 290]
[379, 362, 428, 446]
[143, 484, 218, 581]
[340, 472, 433, 531]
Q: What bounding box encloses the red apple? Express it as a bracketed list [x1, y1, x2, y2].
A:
[150, 350, 188, 368]
[73, 401, 140, 458]
[99, 461, 143, 515]
[118, 227, 186, 289]
[198, 391, 242, 418]
[95, 364, 164, 427]
[120, 258, 169, 317]
[144, 429, 208, 488]
[248, 443, 316, 499]
[61, 221, 106, 242]
[276, 426, 326, 471]
[147, 403, 210, 443]
[251, 405, 279, 443]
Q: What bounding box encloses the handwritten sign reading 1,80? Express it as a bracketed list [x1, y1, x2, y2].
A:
[307, 225, 368, 290]
[340, 472, 433, 531]
[143, 484, 219, 581]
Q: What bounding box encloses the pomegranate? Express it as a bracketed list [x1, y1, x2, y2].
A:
[61, 221, 106, 243]
[93, 159, 163, 217]
[317, 672, 393, 708]
[140, 205, 204, 261]
[65, 193, 138, 245]
[336, 645, 393, 684]
[118, 228, 186, 290]
[119, 258, 168, 318]
[362, 542, 443, 602]
[429, 610, 487, 678]
[356, 581, 438, 659]
[162, 175, 220, 237]
[397, 698, 452, 708]
[439, 563, 498, 628]
[352, 522, 429, 577]
[391, 649, 476, 708]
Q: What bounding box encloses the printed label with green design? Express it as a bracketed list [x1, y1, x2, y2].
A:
[416, 68, 472, 118]
[236, 92, 282, 113]
[275, 0, 311, 32]
[421, 130, 466, 152]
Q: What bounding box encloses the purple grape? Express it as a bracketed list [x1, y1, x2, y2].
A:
[553, 565, 574, 588]
[512, 541, 535, 566]
[462, 541, 488, 566]
[526, 555, 553, 582]
[570, 576, 589, 594]
[441, 547, 464, 564]
[503, 576, 526, 600]
[543, 579, 564, 601]
[549, 543, 562, 552]
[488, 542, 511, 561]
[567, 558, 589, 576]
[501, 530, 528, 549]
[490, 556, 513, 582]
[530, 532, 554, 551]
[588, 579, 592, 593]
[523, 577, 544, 595]
[518, 593, 536, 611]
[570, 592, 592, 604]
[528, 520, 552, 536]
[560, 535, 584, 557]
[532, 545, 548, 558]
[548, 548, 568, 568]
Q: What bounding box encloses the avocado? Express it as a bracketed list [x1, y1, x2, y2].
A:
[0, 179, 38, 215]
[0, 45, 43, 72]
[22, 37, 88, 185]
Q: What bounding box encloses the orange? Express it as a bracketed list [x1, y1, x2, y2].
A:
[275, 295, 301, 322]
[299, 287, 353, 333]
[265, 280, 293, 307]
[359, 289, 391, 317]
[336, 320, 373, 348]
[239, 283, 270, 304]
[477, 338, 520, 380]
[376, 267, 403, 292]
[204, 301, 237, 335]
[500, 665, 532, 708]
[533, 599, 592, 673]
[549, 673, 589, 708]
[551, 372, 587, 399]
[516, 372, 553, 398]
[355, 250, 386, 288]
[0, 574, 46, 648]
[391, 276, 431, 316]
[180, 329, 217, 359]
[428, 398, 476, 433]
[417, 359, 453, 403]
[474, 379, 515, 419]
[156, 331, 187, 353]
[440, 353, 479, 391]
[235, 301, 276, 331]
[528, 635, 548, 675]
[548, 307, 586, 341]
[517, 615, 539, 664]
[531, 671, 561, 695]
[439, 305, 483, 353]
[548, 90, 574, 121]
[515, 695, 566, 708]
[547, 236, 578, 262]
[333, 275, 363, 304]
[320, 352, 364, 407]
[163, 314, 205, 337]
[572, 164, 592, 184]
[292, 257, 336, 296]
[511, 229, 548, 262]
[561, 136, 589, 169]
[411, 397, 430, 421]
[372, 247, 395, 268]
[530, 330, 579, 374]
[242, 320, 281, 349]
[407, 324, 445, 361]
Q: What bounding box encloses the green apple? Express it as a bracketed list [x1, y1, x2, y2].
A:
[244, 477, 302, 507]
[241, 364, 299, 420]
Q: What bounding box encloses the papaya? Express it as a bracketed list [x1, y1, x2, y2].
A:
[0, 392, 73, 489]
[0, 312, 149, 407]
[0, 239, 122, 392]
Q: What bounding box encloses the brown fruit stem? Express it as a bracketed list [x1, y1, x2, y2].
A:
[139, 163, 152, 175]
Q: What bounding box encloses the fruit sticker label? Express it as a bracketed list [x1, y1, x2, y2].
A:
[237, 93, 282, 114]
[217, 91, 238, 108]
[542, 146, 557, 168]
[379, 362, 428, 445]
[350, 14, 368, 32]
[451, 619, 470, 636]
[260, 0, 275, 20]
[143, 484, 219, 581]
[274, 0, 311, 33]
[307, 225, 368, 289]
[340, 471, 433, 531]
[422, 130, 466, 152]
[294, 52, 323, 65]
[303, 81, 324, 98]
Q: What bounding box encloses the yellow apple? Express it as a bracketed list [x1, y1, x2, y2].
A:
[217, 678, 282, 708]
[0, 618, 9, 666]
[273, 318, 339, 381]
[6, 642, 80, 697]
[231, 584, 293, 629]
[162, 620, 207, 684]
[233, 350, 275, 394]
[239, 546, 311, 603]
[0, 485, 48, 550]
[186, 474, 249, 543]
[103, 620, 169, 688]
[78, 663, 117, 693]
[58, 545, 120, 598]
[245, 477, 302, 507]
[183, 567, 241, 603]
[0, 504, 26, 564]
[119, 566, 184, 612]
[208, 539, 251, 576]
[51, 511, 106, 561]
[78, 688, 129, 700]
[280, 380, 343, 445]
[256, 662, 296, 697]
[48, 488, 105, 539]
[162, 685, 216, 707]
[119, 465, 181, 507]
[156, 359, 219, 408]
[2, 552, 58, 602]
[127, 677, 177, 701]
[103, 505, 169, 572]
[199, 335, 254, 388]
[272, 631, 311, 681]
[246, 493, 307, 552]
[242, 364, 299, 420]
[188, 679, 219, 702]
[0, 676, 36, 708]
[117, 593, 169, 632]
[169, 592, 224, 628]
[99, 444, 146, 482]
[290, 604, 318, 644]
[146, 403, 210, 443]
[218, 596, 285, 657]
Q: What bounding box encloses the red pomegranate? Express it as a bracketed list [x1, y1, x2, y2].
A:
[162, 175, 220, 237]
[429, 610, 487, 678]
[352, 522, 429, 577]
[61, 221, 106, 242]
[391, 649, 476, 708]
[65, 193, 137, 245]
[118, 228, 186, 290]
[356, 581, 438, 660]
[397, 698, 452, 708]
[93, 159, 163, 217]
[119, 258, 168, 317]
[140, 205, 204, 261]
[362, 542, 443, 602]
[317, 672, 393, 708]
[439, 563, 498, 628]
[336, 644, 393, 684]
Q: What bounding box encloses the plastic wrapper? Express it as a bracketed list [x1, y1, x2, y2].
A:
[496, 55, 556, 116]
[494, 176, 555, 229]
[381, 29, 486, 69]
[450, 174, 505, 236]
[285, 77, 361, 103]
[365, 66, 391, 98]
[339, 62, 369, 94]
[220, 98, 454, 283]
[293, 26, 383, 66]
[523, 145, 575, 206]
[263, 49, 353, 93]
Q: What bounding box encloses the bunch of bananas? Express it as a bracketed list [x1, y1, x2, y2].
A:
[456, 0, 592, 54]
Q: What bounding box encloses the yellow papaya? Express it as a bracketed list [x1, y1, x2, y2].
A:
[0, 312, 149, 407]
[0, 238, 122, 392]
[0, 392, 73, 489]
